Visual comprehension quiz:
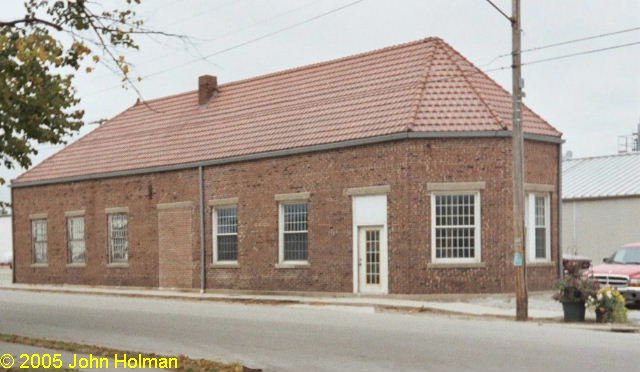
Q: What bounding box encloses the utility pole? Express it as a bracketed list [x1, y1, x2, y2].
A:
[511, 0, 528, 321]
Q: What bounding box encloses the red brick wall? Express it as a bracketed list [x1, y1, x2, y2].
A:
[12, 137, 559, 293]
[524, 140, 561, 290]
[158, 203, 195, 288]
[12, 169, 199, 287]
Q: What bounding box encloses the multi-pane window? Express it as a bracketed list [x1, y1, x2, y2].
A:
[67, 216, 86, 263]
[31, 219, 48, 264]
[431, 192, 481, 263]
[108, 213, 128, 263]
[280, 203, 308, 262]
[365, 229, 381, 285]
[214, 206, 238, 262]
[534, 196, 547, 259]
[526, 193, 550, 261]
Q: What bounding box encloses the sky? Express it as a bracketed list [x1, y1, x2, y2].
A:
[1, 0, 639, 205]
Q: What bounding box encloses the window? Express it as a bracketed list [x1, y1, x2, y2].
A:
[108, 213, 128, 263]
[279, 202, 308, 262]
[31, 219, 48, 264]
[213, 206, 238, 263]
[67, 216, 86, 263]
[431, 192, 481, 263]
[526, 193, 550, 261]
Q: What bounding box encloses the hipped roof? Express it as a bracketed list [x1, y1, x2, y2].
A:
[15, 37, 561, 185]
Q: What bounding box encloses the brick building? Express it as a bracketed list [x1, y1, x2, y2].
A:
[11, 38, 562, 294]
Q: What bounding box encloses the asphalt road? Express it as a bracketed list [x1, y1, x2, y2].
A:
[0, 290, 638, 372]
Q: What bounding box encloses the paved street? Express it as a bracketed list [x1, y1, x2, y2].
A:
[0, 290, 638, 372]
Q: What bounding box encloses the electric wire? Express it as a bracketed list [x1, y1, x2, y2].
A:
[87, 0, 367, 95]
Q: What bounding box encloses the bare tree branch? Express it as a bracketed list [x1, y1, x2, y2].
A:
[79, 6, 159, 112]
[0, 16, 63, 31]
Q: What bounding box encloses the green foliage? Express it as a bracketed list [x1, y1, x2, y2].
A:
[552, 265, 599, 303]
[587, 286, 628, 323]
[0, 0, 157, 206]
[0, 27, 83, 177]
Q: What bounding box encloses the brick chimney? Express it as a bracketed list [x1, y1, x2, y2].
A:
[198, 75, 217, 105]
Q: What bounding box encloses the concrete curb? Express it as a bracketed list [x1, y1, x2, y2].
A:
[0, 284, 560, 322]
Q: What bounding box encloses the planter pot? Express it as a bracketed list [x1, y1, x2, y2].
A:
[595, 308, 608, 323]
[562, 301, 585, 322]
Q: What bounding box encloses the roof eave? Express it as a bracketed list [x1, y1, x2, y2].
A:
[562, 194, 640, 202]
[11, 130, 562, 188]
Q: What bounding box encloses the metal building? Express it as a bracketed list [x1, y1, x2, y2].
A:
[562, 152, 640, 261]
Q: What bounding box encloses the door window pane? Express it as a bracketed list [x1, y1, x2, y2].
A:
[365, 229, 380, 285]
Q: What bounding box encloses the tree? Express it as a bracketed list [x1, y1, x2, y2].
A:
[0, 0, 181, 206]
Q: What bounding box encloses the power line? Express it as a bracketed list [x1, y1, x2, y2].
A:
[145, 0, 367, 78]
[112, 0, 324, 76]
[484, 0, 511, 22]
[29, 40, 640, 163]
[87, 37, 640, 99]
[87, 0, 367, 95]
[434, 39, 640, 84]
[481, 25, 640, 67]
[162, 0, 240, 27]
[196, 0, 324, 43]
[522, 26, 640, 53]
[523, 40, 640, 66]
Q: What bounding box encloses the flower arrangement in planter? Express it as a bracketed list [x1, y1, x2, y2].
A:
[552, 264, 599, 322]
[586, 286, 628, 323]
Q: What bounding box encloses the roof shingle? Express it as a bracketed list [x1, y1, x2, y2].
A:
[15, 37, 561, 184]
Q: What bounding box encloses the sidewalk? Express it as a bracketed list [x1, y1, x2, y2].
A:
[0, 282, 564, 320]
[2, 282, 639, 333]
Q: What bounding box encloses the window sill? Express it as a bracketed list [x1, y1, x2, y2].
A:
[210, 262, 239, 268]
[528, 261, 555, 267]
[275, 262, 310, 269]
[30, 263, 48, 268]
[66, 263, 86, 268]
[106, 263, 129, 268]
[427, 262, 486, 269]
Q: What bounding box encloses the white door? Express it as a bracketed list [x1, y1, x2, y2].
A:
[358, 226, 386, 294]
[352, 194, 388, 294]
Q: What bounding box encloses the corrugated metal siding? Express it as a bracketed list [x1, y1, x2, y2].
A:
[562, 198, 640, 261]
[562, 152, 640, 199]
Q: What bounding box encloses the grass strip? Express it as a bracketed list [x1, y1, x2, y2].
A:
[0, 333, 258, 372]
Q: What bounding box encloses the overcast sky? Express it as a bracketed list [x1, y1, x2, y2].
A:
[1, 0, 639, 205]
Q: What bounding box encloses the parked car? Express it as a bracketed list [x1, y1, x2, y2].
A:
[589, 242, 640, 305]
